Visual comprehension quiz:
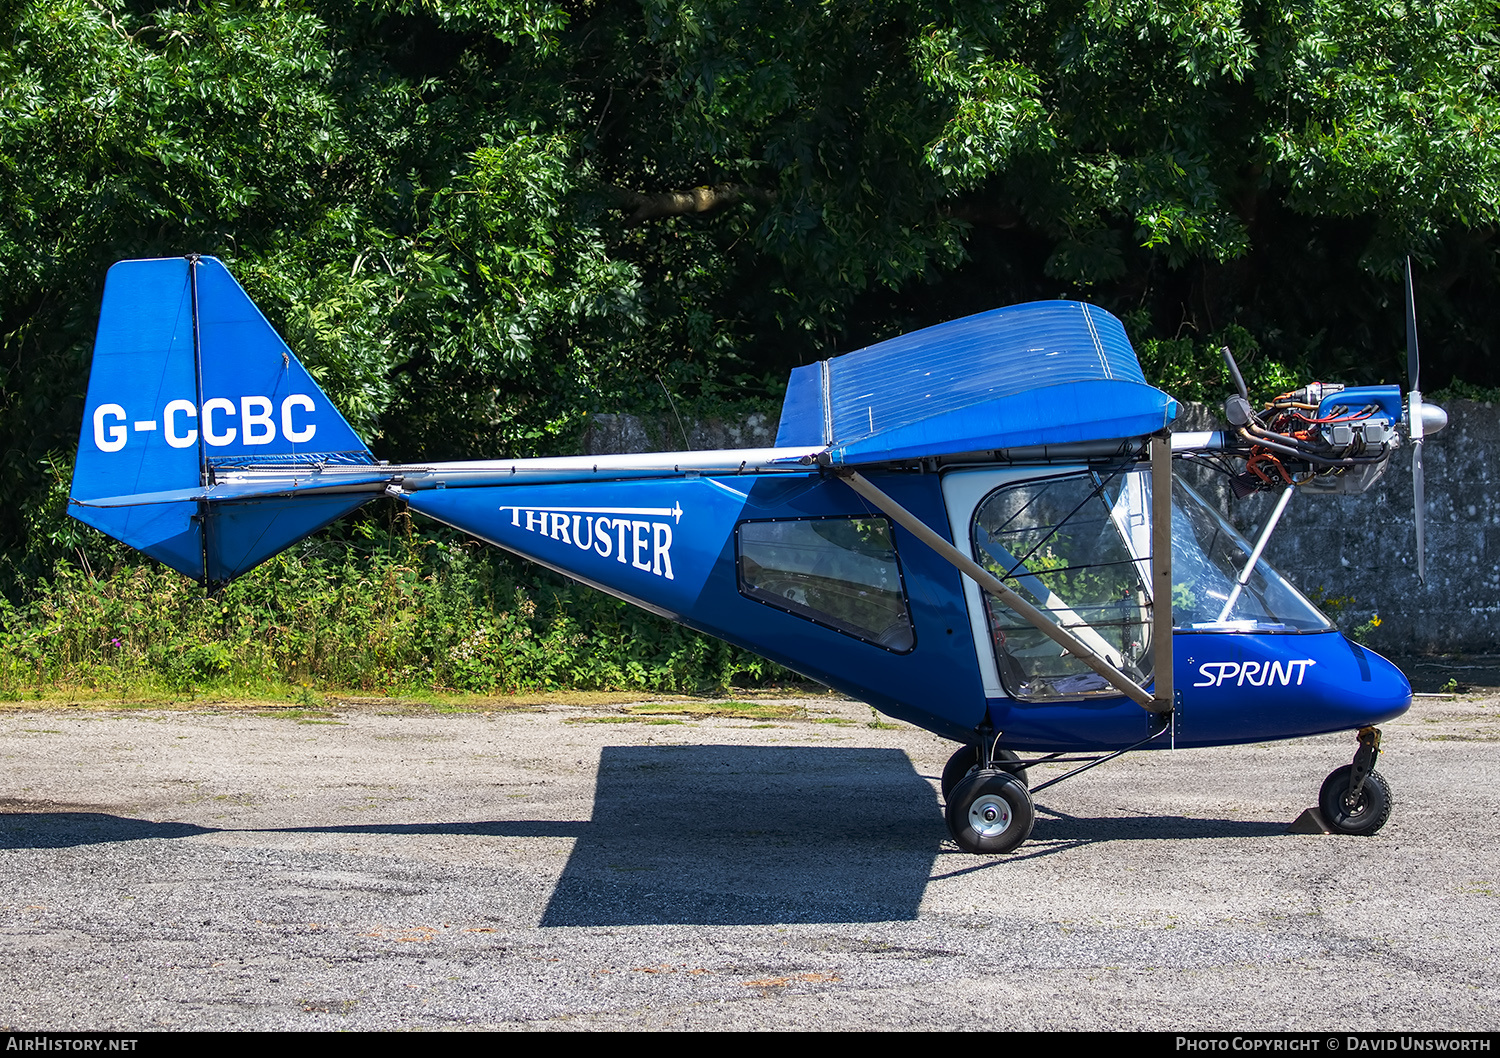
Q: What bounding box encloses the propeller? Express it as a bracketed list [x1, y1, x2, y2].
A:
[1207, 261, 1447, 586]
[1405, 256, 1449, 585]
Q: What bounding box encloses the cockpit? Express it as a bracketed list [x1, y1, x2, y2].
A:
[959, 466, 1332, 702]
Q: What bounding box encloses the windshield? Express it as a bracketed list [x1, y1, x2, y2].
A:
[1166, 477, 1331, 632]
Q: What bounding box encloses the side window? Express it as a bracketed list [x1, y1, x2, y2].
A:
[973, 472, 1154, 700]
[737, 517, 916, 652]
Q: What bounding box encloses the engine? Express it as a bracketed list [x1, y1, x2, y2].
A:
[1225, 383, 1406, 497]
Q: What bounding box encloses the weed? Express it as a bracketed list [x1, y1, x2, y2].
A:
[1307, 588, 1381, 643]
[565, 716, 683, 725]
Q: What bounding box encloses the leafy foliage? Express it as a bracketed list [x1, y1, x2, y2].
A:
[3, 0, 1500, 687]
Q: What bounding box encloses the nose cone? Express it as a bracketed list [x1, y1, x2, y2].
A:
[1419, 400, 1449, 437]
[1327, 636, 1412, 728]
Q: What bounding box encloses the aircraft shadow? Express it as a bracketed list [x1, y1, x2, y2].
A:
[0, 766, 1300, 921]
[0, 779, 1289, 853]
[0, 803, 1291, 865]
[538, 745, 942, 926]
[0, 747, 945, 924]
[0, 811, 215, 848]
[0, 813, 589, 849]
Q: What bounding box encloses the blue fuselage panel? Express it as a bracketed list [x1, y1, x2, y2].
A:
[406, 470, 1411, 751]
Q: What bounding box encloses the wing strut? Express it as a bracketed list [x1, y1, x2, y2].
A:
[839, 435, 1175, 714]
[1216, 484, 1295, 622]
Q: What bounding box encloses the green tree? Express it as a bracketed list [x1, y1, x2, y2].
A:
[4, 0, 1500, 579]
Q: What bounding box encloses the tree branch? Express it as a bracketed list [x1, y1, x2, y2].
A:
[607, 183, 775, 224]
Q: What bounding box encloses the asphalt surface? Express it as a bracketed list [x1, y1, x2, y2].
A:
[0, 678, 1496, 1031]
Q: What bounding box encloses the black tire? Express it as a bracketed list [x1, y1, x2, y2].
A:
[1319, 765, 1393, 836]
[941, 745, 1027, 800]
[945, 769, 1036, 854]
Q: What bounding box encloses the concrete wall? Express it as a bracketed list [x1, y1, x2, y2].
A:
[582, 411, 777, 456]
[582, 401, 1500, 653]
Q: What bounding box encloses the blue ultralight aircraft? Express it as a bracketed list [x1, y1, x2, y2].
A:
[69, 255, 1447, 854]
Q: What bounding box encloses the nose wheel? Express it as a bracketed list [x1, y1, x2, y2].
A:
[1318, 727, 1393, 836]
[1319, 765, 1392, 835]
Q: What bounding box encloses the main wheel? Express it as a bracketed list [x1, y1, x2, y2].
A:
[941, 746, 1027, 800]
[1318, 764, 1393, 836]
[945, 769, 1035, 854]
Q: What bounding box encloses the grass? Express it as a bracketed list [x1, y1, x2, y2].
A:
[0, 685, 736, 716]
[0, 687, 857, 729]
[0, 684, 875, 737]
[565, 716, 686, 725]
[328, 689, 659, 711]
[563, 699, 823, 724]
[621, 700, 807, 720]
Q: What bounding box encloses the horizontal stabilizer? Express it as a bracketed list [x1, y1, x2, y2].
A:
[73, 468, 398, 509]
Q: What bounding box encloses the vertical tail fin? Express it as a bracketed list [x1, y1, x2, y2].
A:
[70, 256, 379, 585]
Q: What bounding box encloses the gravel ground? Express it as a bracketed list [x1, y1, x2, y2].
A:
[0, 677, 1496, 1031]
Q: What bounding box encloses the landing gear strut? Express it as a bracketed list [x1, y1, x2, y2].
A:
[940, 744, 1027, 800]
[1319, 726, 1393, 836]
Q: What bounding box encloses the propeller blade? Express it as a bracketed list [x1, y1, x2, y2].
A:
[1413, 439, 1426, 585]
[1406, 255, 1427, 583]
[1405, 255, 1421, 393]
